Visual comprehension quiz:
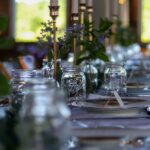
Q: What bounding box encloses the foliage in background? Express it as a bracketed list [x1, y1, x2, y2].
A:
[0, 16, 14, 49]
[0, 73, 10, 96]
[37, 21, 54, 61]
[115, 20, 137, 47]
[0, 15, 13, 96]
[15, 0, 66, 42]
[77, 18, 112, 64]
[37, 18, 112, 64]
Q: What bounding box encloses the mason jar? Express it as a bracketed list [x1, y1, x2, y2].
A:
[10, 69, 34, 106]
[82, 62, 98, 93]
[103, 63, 127, 94]
[61, 66, 86, 102]
[17, 78, 70, 150]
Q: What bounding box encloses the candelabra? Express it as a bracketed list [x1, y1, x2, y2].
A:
[71, 13, 79, 65]
[87, 6, 93, 42]
[79, 2, 86, 51]
[49, 5, 59, 80]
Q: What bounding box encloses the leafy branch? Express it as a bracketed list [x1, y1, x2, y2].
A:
[77, 18, 112, 64]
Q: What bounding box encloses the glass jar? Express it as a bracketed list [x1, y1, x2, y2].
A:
[61, 66, 86, 102]
[17, 78, 70, 150]
[42, 59, 54, 79]
[103, 63, 127, 94]
[82, 62, 98, 93]
[10, 69, 34, 106]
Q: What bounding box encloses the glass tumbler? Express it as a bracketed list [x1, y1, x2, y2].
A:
[61, 66, 86, 102]
[103, 63, 127, 94]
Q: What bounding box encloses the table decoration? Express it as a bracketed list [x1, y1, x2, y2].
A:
[71, 14, 79, 65]
[81, 61, 98, 93]
[79, 0, 86, 51]
[37, 0, 113, 96]
[103, 63, 127, 95]
[87, 0, 93, 42]
[61, 66, 86, 102]
[49, 2, 59, 80]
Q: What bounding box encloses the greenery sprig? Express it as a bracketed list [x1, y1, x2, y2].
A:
[37, 18, 112, 64]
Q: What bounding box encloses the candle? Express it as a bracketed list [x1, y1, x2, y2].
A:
[50, 0, 58, 6]
[87, 0, 93, 7]
[72, 0, 79, 14]
[80, 0, 86, 4]
[114, 0, 118, 15]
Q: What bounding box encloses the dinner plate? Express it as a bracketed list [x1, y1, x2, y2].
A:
[70, 97, 150, 115]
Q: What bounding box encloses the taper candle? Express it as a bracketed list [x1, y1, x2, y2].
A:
[50, 0, 58, 6]
[72, 0, 79, 14]
[87, 0, 93, 7]
[80, 0, 86, 4]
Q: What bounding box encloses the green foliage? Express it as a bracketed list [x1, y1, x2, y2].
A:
[0, 15, 13, 96]
[77, 18, 112, 64]
[0, 73, 10, 96]
[98, 18, 113, 34]
[37, 18, 112, 64]
[0, 15, 14, 49]
[115, 20, 137, 47]
[0, 37, 14, 49]
[37, 21, 54, 61]
[0, 16, 8, 33]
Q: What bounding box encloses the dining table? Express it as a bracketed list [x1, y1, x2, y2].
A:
[68, 58, 150, 150]
[1, 58, 150, 150]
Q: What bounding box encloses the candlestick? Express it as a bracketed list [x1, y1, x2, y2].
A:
[50, 0, 58, 6]
[87, 0, 93, 7]
[71, 14, 79, 65]
[114, 0, 119, 15]
[72, 0, 79, 14]
[49, 5, 59, 80]
[79, 0, 86, 51]
[80, 0, 86, 4]
[87, 5, 93, 42]
[111, 15, 118, 47]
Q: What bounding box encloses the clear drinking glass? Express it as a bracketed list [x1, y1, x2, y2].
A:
[103, 63, 127, 94]
[61, 66, 86, 102]
[17, 78, 70, 150]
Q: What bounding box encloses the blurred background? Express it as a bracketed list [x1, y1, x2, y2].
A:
[0, 0, 149, 78]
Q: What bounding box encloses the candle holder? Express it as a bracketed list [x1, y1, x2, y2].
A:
[49, 6, 59, 80]
[79, 3, 86, 25]
[87, 6, 93, 42]
[111, 15, 118, 48]
[79, 3, 86, 51]
[71, 13, 79, 65]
